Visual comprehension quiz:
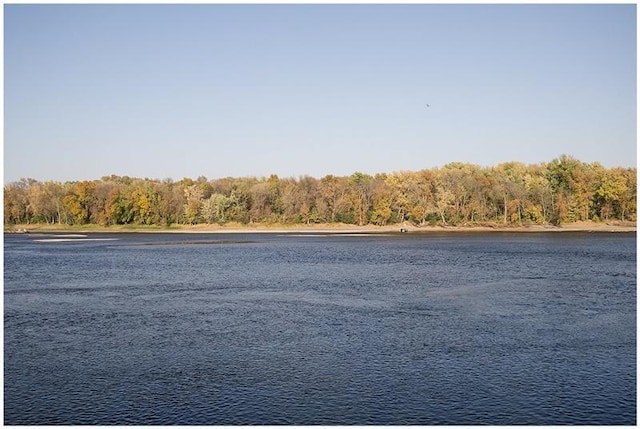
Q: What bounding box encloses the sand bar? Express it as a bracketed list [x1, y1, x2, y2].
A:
[5, 221, 636, 235]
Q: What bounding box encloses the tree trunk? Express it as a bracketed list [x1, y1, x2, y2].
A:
[503, 194, 508, 224]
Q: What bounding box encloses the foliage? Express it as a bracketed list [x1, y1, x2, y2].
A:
[4, 157, 636, 227]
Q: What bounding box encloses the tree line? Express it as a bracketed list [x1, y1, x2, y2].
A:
[4, 156, 636, 227]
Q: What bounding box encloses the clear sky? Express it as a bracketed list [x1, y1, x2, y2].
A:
[3, 4, 637, 182]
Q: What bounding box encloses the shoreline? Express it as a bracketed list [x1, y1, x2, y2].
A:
[5, 221, 636, 234]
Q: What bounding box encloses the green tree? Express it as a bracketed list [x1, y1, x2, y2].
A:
[226, 181, 253, 223]
[545, 155, 582, 224]
[105, 187, 133, 225]
[348, 172, 373, 225]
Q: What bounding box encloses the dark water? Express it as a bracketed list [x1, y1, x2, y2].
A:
[4, 231, 636, 425]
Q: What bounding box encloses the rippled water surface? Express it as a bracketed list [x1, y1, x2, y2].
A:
[4, 232, 636, 424]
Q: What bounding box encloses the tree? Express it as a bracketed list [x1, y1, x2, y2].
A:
[545, 155, 582, 225]
[105, 187, 133, 225]
[4, 179, 32, 224]
[183, 185, 204, 224]
[3, 156, 636, 228]
[280, 179, 304, 223]
[130, 182, 158, 225]
[523, 164, 552, 224]
[595, 169, 628, 221]
[249, 181, 273, 223]
[347, 172, 373, 225]
[618, 168, 637, 222]
[407, 170, 436, 225]
[202, 193, 230, 224]
[494, 162, 527, 224]
[63, 181, 96, 224]
[434, 182, 454, 225]
[384, 173, 412, 223]
[226, 181, 253, 223]
[27, 181, 62, 224]
[317, 175, 347, 223]
[371, 196, 393, 226]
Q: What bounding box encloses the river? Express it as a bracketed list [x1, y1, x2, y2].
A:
[4, 231, 636, 424]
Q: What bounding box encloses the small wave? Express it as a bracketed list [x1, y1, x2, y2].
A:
[138, 240, 255, 246]
[279, 234, 329, 237]
[333, 233, 383, 237]
[33, 238, 119, 243]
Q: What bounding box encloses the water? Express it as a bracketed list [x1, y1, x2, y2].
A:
[4, 231, 636, 425]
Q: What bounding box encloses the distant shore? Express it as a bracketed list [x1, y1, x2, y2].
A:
[5, 221, 636, 234]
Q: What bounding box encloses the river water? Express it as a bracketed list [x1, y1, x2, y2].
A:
[4, 231, 636, 424]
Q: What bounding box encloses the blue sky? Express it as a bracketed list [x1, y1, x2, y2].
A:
[4, 4, 637, 182]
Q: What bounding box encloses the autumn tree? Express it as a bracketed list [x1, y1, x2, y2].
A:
[316, 175, 347, 223]
[4, 156, 636, 228]
[63, 181, 96, 225]
[595, 168, 628, 221]
[4, 179, 33, 224]
[183, 184, 204, 225]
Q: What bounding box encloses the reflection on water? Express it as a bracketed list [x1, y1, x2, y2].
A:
[4, 232, 636, 424]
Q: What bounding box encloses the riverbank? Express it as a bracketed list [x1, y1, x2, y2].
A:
[4, 221, 636, 234]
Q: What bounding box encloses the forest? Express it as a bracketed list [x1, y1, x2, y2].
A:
[3, 156, 636, 228]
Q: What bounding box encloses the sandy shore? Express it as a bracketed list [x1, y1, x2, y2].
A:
[5, 221, 636, 234]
